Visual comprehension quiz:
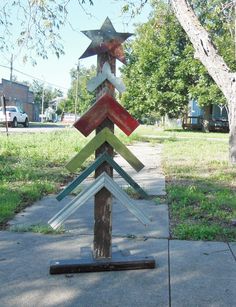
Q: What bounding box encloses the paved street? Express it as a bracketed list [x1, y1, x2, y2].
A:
[0, 123, 68, 134]
[1, 143, 236, 307]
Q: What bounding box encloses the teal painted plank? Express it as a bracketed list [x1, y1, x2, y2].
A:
[57, 154, 105, 201]
[105, 153, 148, 199]
[57, 152, 148, 201]
[66, 128, 144, 173]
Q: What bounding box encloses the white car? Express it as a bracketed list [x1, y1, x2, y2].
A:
[0, 106, 29, 127]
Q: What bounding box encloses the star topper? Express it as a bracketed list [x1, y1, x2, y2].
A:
[79, 17, 132, 64]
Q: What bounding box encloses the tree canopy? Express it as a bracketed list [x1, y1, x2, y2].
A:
[120, 0, 235, 120]
[0, 0, 93, 64]
[58, 64, 96, 115]
[29, 80, 63, 111]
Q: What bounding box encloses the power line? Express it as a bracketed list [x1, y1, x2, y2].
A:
[0, 63, 69, 91]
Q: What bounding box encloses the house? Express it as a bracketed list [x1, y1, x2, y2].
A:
[0, 79, 39, 121]
[182, 100, 229, 132]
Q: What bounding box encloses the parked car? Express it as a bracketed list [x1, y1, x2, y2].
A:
[61, 113, 79, 124]
[0, 106, 29, 127]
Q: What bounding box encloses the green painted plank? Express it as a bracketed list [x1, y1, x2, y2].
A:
[65, 128, 106, 172]
[106, 130, 144, 172]
[66, 128, 144, 173]
[57, 152, 148, 201]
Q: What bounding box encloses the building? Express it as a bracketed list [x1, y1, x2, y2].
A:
[182, 100, 229, 132]
[0, 79, 39, 121]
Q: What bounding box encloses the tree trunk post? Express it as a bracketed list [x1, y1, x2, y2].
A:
[229, 78, 236, 163]
[94, 53, 116, 259]
[202, 105, 211, 133]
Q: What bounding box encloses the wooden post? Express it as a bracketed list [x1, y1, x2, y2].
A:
[1, 96, 9, 137]
[94, 53, 116, 259]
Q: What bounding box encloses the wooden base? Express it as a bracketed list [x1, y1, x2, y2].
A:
[50, 256, 155, 274]
[49, 247, 155, 274]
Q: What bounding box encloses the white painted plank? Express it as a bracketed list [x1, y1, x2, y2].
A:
[48, 173, 150, 229]
[87, 62, 126, 93]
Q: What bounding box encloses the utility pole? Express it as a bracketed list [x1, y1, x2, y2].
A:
[10, 54, 13, 82]
[41, 86, 45, 123]
[1, 96, 9, 136]
[74, 60, 80, 121]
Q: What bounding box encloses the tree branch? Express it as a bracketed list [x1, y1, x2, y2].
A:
[171, 0, 233, 100]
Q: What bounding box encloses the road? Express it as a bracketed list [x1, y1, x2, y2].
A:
[0, 123, 70, 133]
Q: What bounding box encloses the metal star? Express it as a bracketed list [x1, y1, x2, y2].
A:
[79, 17, 132, 64]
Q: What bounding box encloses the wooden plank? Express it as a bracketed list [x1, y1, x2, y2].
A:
[94, 186, 112, 258]
[94, 58, 115, 259]
[48, 172, 150, 230]
[87, 62, 126, 93]
[106, 128, 144, 172]
[57, 152, 148, 201]
[73, 93, 139, 136]
[50, 256, 155, 274]
[66, 127, 144, 173]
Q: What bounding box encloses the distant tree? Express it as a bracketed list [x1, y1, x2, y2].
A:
[60, 64, 96, 114]
[121, 1, 233, 122]
[170, 0, 236, 162]
[30, 80, 63, 112]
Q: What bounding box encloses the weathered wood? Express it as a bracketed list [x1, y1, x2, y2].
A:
[78, 18, 134, 260]
[56, 152, 148, 201]
[87, 62, 126, 93]
[66, 127, 144, 173]
[50, 256, 155, 274]
[49, 172, 150, 230]
[94, 186, 112, 258]
[94, 52, 116, 259]
[79, 17, 132, 64]
[74, 92, 139, 137]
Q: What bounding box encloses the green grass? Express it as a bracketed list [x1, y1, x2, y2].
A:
[162, 134, 236, 241]
[0, 128, 88, 228]
[1, 125, 235, 242]
[134, 125, 228, 140]
[0, 127, 139, 229]
[9, 224, 65, 234]
[123, 186, 143, 199]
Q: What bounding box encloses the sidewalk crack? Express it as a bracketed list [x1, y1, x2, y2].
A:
[168, 239, 172, 307]
[227, 242, 236, 262]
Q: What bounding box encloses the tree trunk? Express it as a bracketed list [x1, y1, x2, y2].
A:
[171, 0, 236, 163]
[229, 80, 236, 163]
[202, 105, 211, 133]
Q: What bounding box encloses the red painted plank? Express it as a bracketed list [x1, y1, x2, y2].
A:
[74, 93, 139, 136]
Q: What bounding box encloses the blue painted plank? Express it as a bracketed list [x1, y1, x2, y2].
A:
[57, 152, 148, 201]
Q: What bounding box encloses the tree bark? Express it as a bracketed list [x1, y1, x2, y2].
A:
[171, 0, 236, 163]
[228, 80, 236, 163]
[202, 105, 211, 133]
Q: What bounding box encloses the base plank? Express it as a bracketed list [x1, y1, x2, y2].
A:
[50, 256, 155, 274]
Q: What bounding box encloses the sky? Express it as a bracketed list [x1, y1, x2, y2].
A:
[0, 0, 151, 96]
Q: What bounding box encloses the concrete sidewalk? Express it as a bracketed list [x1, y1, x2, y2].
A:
[1, 143, 236, 307]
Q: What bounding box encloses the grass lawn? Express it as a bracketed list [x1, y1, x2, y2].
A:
[0, 127, 137, 229]
[0, 128, 88, 228]
[162, 132, 236, 241]
[0, 125, 235, 242]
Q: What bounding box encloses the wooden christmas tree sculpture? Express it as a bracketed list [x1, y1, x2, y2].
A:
[48, 18, 155, 274]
